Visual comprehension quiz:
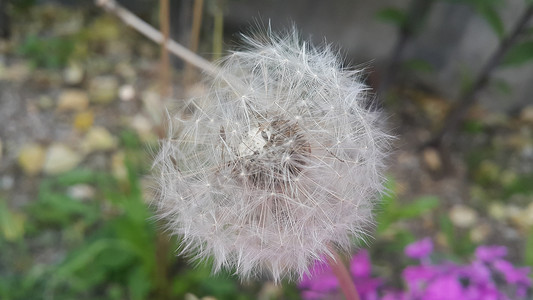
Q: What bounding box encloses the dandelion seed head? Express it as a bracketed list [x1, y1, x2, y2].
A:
[153, 29, 391, 282]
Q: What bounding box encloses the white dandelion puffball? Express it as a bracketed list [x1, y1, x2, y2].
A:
[153, 30, 390, 282]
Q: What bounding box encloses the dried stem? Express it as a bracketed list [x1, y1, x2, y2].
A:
[327, 250, 361, 300]
[184, 0, 205, 86]
[95, 0, 219, 77]
[159, 0, 171, 97]
[424, 5, 533, 149]
[212, 0, 224, 61]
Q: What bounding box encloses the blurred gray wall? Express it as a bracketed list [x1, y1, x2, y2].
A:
[223, 0, 533, 111]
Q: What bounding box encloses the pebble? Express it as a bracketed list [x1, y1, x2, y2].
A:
[0, 138, 2, 162]
[18, 143, 46, 176]
[423, 148, 441, 171]
[449, 204, 478, 228]
[81, 127, 116, 153]
[43, 143, 82, 175]
[470, 223, 491, 243]
[1, 176, 14, 190]
[57, 89, 89, 112]
[520, 106, 533, 124]
[119, 84, 135, 101]
[488, 202, 506, 221]
[508, 202, 533, 230]
[89, 76, 118, 104]
[73, 111, 94, 131]
[111, 151, 127, 181]
[67, 184, 95, 201]
[63, 63, 84, 85]
[130, 114, 156, 143]
[184, 294, 199, 300]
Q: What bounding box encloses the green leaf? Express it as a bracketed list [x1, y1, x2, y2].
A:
[376, 7, 407, 27]
[397, 196, 439, 219]
[502, 41, 533, 67]
[476, 4, 505, 38]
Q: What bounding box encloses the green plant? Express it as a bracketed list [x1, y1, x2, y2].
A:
[18, 35, 75, 69]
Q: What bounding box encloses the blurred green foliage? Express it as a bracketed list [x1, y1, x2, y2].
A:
[18, 35, 75, 69]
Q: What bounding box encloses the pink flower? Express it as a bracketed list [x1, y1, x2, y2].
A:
[493, 259, 531, 287]
[422, 275, 464, 300]
[405, 237, 433, 259]
[351, 250, 372, 277]
[475, 246, 507, 262]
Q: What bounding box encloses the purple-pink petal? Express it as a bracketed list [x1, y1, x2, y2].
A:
[475, 245, 508, 262]
[422, 275, 464, 300]
[493, 259, 531, 287]
[405, 237, 434, 259]
[351, 249, 372, 278]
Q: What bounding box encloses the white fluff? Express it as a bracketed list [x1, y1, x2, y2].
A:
[152, 29, 391, 282]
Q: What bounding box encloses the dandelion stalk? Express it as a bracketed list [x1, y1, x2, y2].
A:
[327, 250, 361, 300]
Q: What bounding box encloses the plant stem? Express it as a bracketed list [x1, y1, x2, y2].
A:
[327, 250, 361, 300]
[377, 0, 435, 97]
[95, 0, 218, 76]
[184, 0, 205, 86]
[425, 5, 533, 149]
[159, 0, 171, 97]
[212, 0, 224, 61]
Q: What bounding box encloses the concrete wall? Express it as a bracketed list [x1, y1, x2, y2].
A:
[223, 0, 533, 111]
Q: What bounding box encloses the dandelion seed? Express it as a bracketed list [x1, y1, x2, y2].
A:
[153, 29, 391, 282]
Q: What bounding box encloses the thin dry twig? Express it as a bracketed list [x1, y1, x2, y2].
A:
[95, 0, 219, 77]
[159, 0, 172, 97]
[184, 0, 205, 86]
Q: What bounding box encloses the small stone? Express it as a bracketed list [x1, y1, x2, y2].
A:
[89, 76, 118, 104]
[508, 202, 533, 230]
[131, 114, 156, 143]
[470, 223, 491, 243]
[488, 202, 506, 221]
[67, 184, 95, 201]
[111, 151, 127, 181]
[0, 60, 6, 80]
[423, 148, 441, 171]
[184, 294, 199, 300]
[43, 143, 82, 175]
[73, 111, 94, 131]
[524, 202, 533, 227]
[449, 204, 478, 228]
[520, 106, 533, 124]
[0, 138, 2, 162]
[63, 63, 84, 85]
[81, 127, 116, 153]
[1, 176, 14, 190]
[18, 143, 46, 176]
[119, 84, 135, 101]
[258, 282, 282, 300]
[57, 89, 89, 112]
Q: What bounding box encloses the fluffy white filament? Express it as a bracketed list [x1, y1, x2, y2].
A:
[153, 30, 390, 282]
